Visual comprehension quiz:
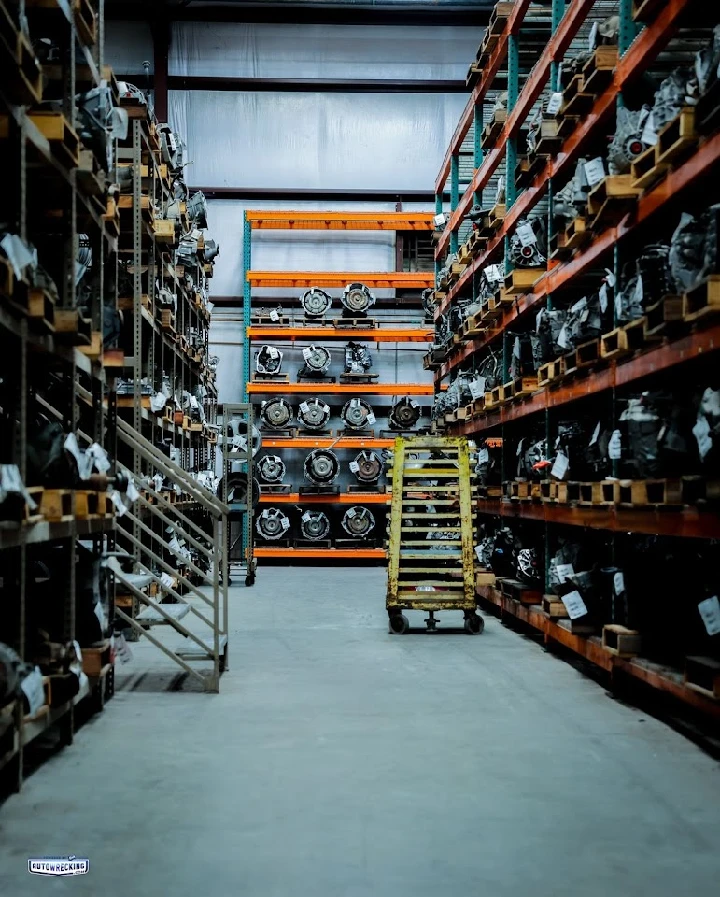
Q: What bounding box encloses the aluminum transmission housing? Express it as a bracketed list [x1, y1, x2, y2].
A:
[341, 398, 375, 431]
[255, 345, 283, 375]
[389, 396, 421, 430]
[341, 506, 376, 538]
[304, 449, 339, 485]
[341, 282, 376, 315]
[300, 509, 331, 541]
[297, 398, 331, 430]
[301, 344, 331, 374]
[300, 288, 332, 318]
[256, 507, 290, 540]
[257, 454, 286, 483]
[260, 398, 293, 429]
[351, 450, 383, 483]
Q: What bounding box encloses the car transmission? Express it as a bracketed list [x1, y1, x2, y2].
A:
[341, 506, 375, 539]
[341, 398, 375, 431]
[256, 507, 290, 540]
[255, 345, 283, 375]
[509, 218, 547, 268]
[351, 450, 383, 483]
[388, 396, 421, 430]
[344, 342, 372, 374]
[297, 398, 331, 430]
[257, 455, 286, 483]
[300, 288, 332, 318]
[186, 191, 208, 229]
[225, 419, 262, 457]
[300, 509, 331, 541]
[342, 282, 375, 316]
[304, 449, 339, 485]
[421, 288, 435, 318]
[260, 398, 293, 429]
[608, 106, 651, 174]
[300, 345, 331, 376]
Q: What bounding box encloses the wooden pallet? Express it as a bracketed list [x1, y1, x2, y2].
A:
[153, 219, 176, 244]
[28, 111, 79, 170]
[683, 276, 720, 323]
[556, 113, 580, 141]
[540, 480, 558, 503]
[656, 107, 697, 168]
[550, 216, 589, 260]
[644, 295, 684, 338]
[339, 372, 379, 384]
[0, 4, 42, 105]
[499, 577, 542, 605]
[504, 266, 545, 296]
[587, 175, 641, 229]
[563, 337, 600, 375]
[38, 489, 73, 522]
[511, 376, 538, 399]
[54, 308, 92, 345]
[600, 326, 633, 361]
[75, 490, 111, 519]
[103, 196, 120, 237]
[537, 358, 563, 387]
[481, 109, 507, 149]
[556, 481, 580, 504]
[685, 656, 720, 700]
[577, 480, 619, 506]
[532, 119, 562, 158]
[630, 143, 670, 192]
[618, 478, 684, 506]
[542, 595, 569, 620]
[581, 46, 618, 96]
[602, 625, 642, 658]
[562, 80, 595, 117]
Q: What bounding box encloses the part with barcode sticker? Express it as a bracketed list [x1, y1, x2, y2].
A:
[584, 157, 606, 187]
[561, 590, 588, 620]
[551, 451, 569, 480]
[698, 595, 720, 636]
[349, 461, 360, 473]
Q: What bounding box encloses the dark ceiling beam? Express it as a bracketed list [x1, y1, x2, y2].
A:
[105, 5, 490, 26]
[118, 74, 467, 94]
[149, 20, 170, 120]
[193, 187, 439, 202]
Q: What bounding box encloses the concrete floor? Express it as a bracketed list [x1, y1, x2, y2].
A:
[1, 566, 719, 896]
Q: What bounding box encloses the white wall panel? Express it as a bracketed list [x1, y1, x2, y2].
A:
[169, 90, 466, 190]
[169, 23, 482, 81]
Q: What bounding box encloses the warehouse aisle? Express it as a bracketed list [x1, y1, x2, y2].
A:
[1, 567, 719, 897]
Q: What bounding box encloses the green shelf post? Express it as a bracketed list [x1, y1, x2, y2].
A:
[473, 102, 484, 207]
[547, 0, 565, 243]
[450, 153, 460, 254]
[505, 33, 519, 210]
[435, 192, 442, 278]
[242, 212, 252, 402]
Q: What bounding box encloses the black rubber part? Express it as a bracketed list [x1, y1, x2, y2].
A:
[388, 613, 409, 634]
[465, 613, 485, 634]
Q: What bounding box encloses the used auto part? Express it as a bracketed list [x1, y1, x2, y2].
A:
[255, 345, 283, 375]
[421, 288, 435, 318]
[300, 509, 330, 541]
[257, 455, 286, 483]
[608, 106, 650, 174]
[256, 507, 290, 540]
[260, 398, 293, 429]
[388, 396, 421, 430]
[225, 419, 262, 457]
[297, 398, 331, 430]
[351, 450, 383, 483]
[217, 472, 260, 508]
[186, 191, 208, 229]
[341, 506, 376, 538]
[344, 341, 372, 374]
[342, 282, 375, 316]
[300, 288, 332, 318]
[341, 398, 375, 431]
[304, 449, 339, 485]
[301, 344, 331, 375]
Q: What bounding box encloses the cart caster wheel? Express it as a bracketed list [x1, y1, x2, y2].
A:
[388, 614, 409, 634]
[464, 613, 485, 634]
[245, 573, 255, 587]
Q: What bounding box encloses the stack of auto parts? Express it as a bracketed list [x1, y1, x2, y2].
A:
[304, 449, 339, 485]
[669, 206, 720, 292]
[615, 244, 675, 324]
[509, 218, 546, 268]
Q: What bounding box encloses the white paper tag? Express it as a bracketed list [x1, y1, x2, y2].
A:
[551, 451, 569, 480]
[478, 448, 489, 464]
[599, 283, 608, 313]
[126, 478, 140, 502]
[557, 324, 570, 350]
[693, 416, 713, 461]
[556, 563, 574, 584]
[589, 422, 601, 447]
[110, 490, 127, 516]
[546, 92, 563, 116]
[302, 347, 313, 361]
[588, 21, 599, 51]
[634, 276, 644, 305]
[269, 309, 279, 322]
[516, 222, 536, 247]
[161, 572, 174, 588]
[641, 111, 658, 146]
[475, 546, 484, 562]
[21, 667, 46, 716]
[613, 572, 626, 595]
[349, 461, 360, 473]
[346, 507, 357, 518]
[698, 595, 720, 636]
[366, 412, 376, 425]
[584, 157, 606, 187]
[469, 376, 486, 400]
[608, 429, 622, 460]
[299, 401, 309, 413]
[88, 442, 111, 473]
[562, 589, 588, 620]
[150, 392, 166, 413]
[302, 511, 313, 522]
[113, 632, 133, 663]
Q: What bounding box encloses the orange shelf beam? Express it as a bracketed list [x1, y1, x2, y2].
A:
[261, 437, 395, 449]
[475, 499, 720, 540]
[246, 211, 434, 231]
[248, 382, 435, 395]
[258, 492, 388, 504]
[255, 547, 387, 559]
[248, 326, 433, 343]
[247, 271, 434, 289]
[437, 133, 720, 381]
[477, 585, 720, 719]
[436, 0, 691, 261]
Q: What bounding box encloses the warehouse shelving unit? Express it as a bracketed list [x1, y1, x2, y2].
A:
[0, 0, 119, 790]
[433, 0, 720, 716]
[243, 210, 435, 560]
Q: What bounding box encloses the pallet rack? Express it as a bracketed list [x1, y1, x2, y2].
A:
[433, 0, 720, 717]
[242, 210, 436, 559]
[0, 0, 119, 790]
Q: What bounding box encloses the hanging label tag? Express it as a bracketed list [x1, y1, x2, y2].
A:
[551, 451, 569, 480]
[469, 377, 486, 400]
[269, 309, 279, 322]
[557, 324, 570, 350]
[21, 667, 46, 716]
[613, 571, 626, 595]
[299, 402, 309, 413]
[110, 490, 127, 516]
[641, 111, 658, 146]
[693, 416, 713, 461]
[588, 21, 599, 51]
[516, 222, 536, 247]
[302, 347, 313, 361]
[698, 595, 720, 636]
[349, 461, 360, 473]
[634, 275, 644, 305]
[475, 546, 483, 562]
[478, 448, 489, 464]
[555, 563, 574, 584]
[562, 589, 588, 620]
[599, 283, 609, 313]
[546, 92, 563, 116]
[302, 511, 313, 522]
[608, 429, 622, 460]
[366, 412, 376, 425]
[589, 422, 601, 447]
[346, 507, 357, 518]
[584, 157, 606, 187]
